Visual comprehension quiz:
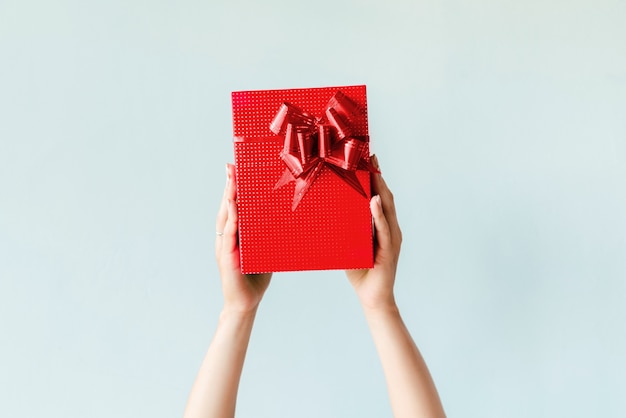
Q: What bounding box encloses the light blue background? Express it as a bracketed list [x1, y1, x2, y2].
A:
[1, 0, 625, 417]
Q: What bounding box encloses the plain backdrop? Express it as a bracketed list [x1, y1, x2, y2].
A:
[1, 0, 625, 417]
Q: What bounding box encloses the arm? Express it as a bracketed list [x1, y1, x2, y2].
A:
[183, 164, 271, 418]
[346, 155, 445, 418]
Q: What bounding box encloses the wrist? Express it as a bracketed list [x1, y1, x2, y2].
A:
[358, 291, 398, 313]
[221, 294, 264, 317]
[361, 298, 399, 317]
[219, 306, 259, 323]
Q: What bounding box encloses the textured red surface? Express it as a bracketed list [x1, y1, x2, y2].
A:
[231, 85, 374, 274]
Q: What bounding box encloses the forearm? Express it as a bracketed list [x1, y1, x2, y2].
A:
[183, 309, 258, 418]
[364, 304, 445, 418]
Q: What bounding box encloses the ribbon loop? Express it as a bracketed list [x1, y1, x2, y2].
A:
[270, 102, 315, 135]
[272, 90, 378, 210]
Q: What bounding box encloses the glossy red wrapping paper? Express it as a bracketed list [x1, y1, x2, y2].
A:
[231, 85, 375, 274]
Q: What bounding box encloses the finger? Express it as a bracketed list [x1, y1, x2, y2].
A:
[378, 177, 399, 228]
[221, 199, 239, 254]
[370, 195, 392, 252]
[371, 154, 380, 171]
[371, 155, 389, 203]
[225, 163, 237, 201]
[370, 157, 400, 236]
[216, 165, 231, 234]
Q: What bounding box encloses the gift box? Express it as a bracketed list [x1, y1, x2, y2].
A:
[231, 85, 377, 274]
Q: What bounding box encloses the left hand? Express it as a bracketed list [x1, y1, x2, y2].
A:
[345, 155, 402, 311]
[215, 164, 272, 314]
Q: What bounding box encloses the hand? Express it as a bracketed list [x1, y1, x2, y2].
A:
[215, 164, 272, 314]
[345, 155, 402, 311]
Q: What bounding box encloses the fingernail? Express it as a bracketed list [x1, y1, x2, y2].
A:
[226, 164, 231, 180]
[375, 195, 382, 207]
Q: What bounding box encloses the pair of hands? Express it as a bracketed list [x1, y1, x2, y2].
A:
[215, 155, 402, 314]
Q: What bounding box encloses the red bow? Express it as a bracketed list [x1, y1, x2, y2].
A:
[270, 91, 379, 210]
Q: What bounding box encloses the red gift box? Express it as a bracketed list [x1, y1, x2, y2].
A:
[231, 85, 376, 274]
